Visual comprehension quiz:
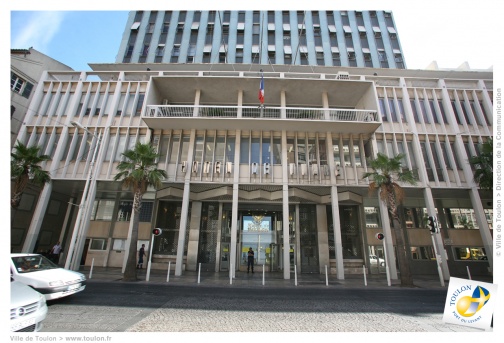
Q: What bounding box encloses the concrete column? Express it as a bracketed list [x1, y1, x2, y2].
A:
[186, 202, 202, 271]
[282, 185, 290, 279]
[330, 187, 345, 279]
[423, 187, 450, 281]
[316, 204, 330, 273]
[21, 183, 53, 253]
[469, 188, 493, 268]
[454, 134, 493, 268]
[175, 130, 196, 276]
[215, 203, 223, 272]
[230, 130, 241, 278]
[281, 130, 290, 279]
[175, 181, 191, 276]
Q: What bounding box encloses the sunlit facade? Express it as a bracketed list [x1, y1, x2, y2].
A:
[12, 62, 493, 280]
[117, 10, 406, 69]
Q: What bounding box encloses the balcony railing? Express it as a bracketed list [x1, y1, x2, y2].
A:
[145, 105, 378, 122]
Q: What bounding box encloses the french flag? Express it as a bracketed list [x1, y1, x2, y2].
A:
[258, 72, 264, 104]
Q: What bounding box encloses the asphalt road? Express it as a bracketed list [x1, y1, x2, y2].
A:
[38, 279, 486, 333]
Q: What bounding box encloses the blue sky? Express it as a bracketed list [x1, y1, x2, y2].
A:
[11, 11, 129, 71]
[7, 2, 500, 71]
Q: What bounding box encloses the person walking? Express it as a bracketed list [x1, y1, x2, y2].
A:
[137, 244, 146, 269]
[247, 247, 255, 273]
[50, 241, 62, 264]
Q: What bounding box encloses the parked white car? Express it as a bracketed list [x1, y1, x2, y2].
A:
[10, 279, 48, 332]
[10, 253, 86, 301]
[369, 254, 385, 266]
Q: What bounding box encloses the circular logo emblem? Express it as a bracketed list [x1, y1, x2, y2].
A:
[16, 307, 26, 317]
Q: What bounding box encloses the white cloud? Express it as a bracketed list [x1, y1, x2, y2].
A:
[12, 12, 66, 52]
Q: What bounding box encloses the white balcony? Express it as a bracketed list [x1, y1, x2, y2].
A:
[143, 105, 380, 133]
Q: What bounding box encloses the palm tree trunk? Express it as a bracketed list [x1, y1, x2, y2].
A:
[122, 190, 143, 281]
[387, 190, 414, 287]
[391, 214, 414, 286]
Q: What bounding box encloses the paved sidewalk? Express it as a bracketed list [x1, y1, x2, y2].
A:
[80, 266, 492, 289]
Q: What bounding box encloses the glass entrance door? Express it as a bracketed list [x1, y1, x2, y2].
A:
[240, 213, 277, 271]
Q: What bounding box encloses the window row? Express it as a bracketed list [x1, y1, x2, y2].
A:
[378, 92, 490, 127]
[90, 199, 153, 222]
[365, 206, 492, 230]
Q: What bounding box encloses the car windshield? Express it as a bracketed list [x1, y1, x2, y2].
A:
[12, 255, 59, 274]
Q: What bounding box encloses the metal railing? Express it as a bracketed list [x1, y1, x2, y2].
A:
[145, 105, 378, 122]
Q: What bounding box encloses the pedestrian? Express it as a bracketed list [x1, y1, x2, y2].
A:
[137, 244, 146, 269]
[50, 241, 62, 264]
[247, 247, 254, 273]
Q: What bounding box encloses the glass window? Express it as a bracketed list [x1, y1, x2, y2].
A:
[430, 142, 444, 181]
[342, 140, 351, 166]
[251, 137, 260, 163]
[354, 142, 361, 167]
[262, 136, 271, 164]
[307, 138, 316, 165]
[297, 138, 306, 163]
[180, 134, 190, 162]
[410, 246, 434, 260]
[410, 100, 420, 123]
[429, 100, 439, 124]
[169, 135, 180, 163]
[364, 207, 380, 228]
[272, 138, 282, 165]
[419, 99, 429, 124]
[453, 247, 487, 261]
[226, 136, 235, 163]
[451, 100, 463, 125]
[112, 239, 127, 251]
[90, 239, 107, 251]
[70, 135, 83, 161]
[286, 138, 295, 164]
[91, 200, 115, 221]
[215, 136, 225, 162]
[117, 201, 153, 222]
[104, 135, 116, 162]
[240, 135, 249, 163]
[159, 135, 171, 162]
[388, 98, 398, 122]
[114, 135, 127, 161]
[332, 139, 341, 166]
[378, 98, 387, 122]
[318, 138, 327, 166]
[134, 94, 145, 117]
[438, 100, 448, 123]
[441, 141, 452, 170]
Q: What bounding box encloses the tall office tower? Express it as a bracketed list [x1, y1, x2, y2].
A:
[117, 10, 406, 68]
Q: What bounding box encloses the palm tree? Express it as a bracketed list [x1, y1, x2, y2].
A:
[11, 141, 51, 209]
[113, 142, 167, 281]
[362, 153, 417, 287]
[469, 138, 492, 190]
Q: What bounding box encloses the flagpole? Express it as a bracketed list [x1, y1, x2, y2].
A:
[259, 69, 264, 117]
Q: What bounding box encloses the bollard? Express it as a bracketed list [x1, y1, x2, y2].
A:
[89, 258, 94, 279]
[198, 263, 201, 284]
[262, 264, 265, 285]
[166, 261, 171, 282]
[294, 265, 297, 286]
[325, 265, 328, 286]
[363, 265, 367, 286]
[467, 265, 472, 280]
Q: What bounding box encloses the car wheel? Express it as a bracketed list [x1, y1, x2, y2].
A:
[380, 262, 385, 266]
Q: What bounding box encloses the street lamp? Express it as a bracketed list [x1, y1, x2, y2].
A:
[64, 121, 103, 270]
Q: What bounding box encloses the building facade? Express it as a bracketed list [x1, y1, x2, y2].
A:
[117, 10, 406, 69]
[13, 62, 493, 281]
[11, 48, 73, 146]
